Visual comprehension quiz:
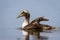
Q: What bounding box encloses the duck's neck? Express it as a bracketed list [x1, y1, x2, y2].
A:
[22, 17, 30, 28]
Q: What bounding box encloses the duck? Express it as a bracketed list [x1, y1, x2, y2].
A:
[17, 9, 56, 32]
[17, 9, 59, 39]
[17, 9, 50, 32]
[17, 9, 51, 39]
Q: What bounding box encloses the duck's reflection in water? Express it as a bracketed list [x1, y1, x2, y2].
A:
[30, 35, 48, 40]
[17, 28, 48, 40]
[22, 31, 48, 40]
[29, 32, 48, 40]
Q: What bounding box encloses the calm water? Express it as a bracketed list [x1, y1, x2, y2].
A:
[0, 28, 60, 40]
[16, 28, 60, 40]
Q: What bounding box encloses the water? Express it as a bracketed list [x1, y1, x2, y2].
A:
[0, 28, 60, 40]
[16, 28, 60, 40]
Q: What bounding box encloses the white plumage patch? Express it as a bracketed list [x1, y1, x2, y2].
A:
[22, 20, 28, 28]
[22, 30, 28, 35]
[22, 20, 29, 35]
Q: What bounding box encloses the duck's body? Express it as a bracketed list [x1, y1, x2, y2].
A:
[17, 10, 49, 35]
[22, 23, 43, 32]
[22, 23, 56, 32]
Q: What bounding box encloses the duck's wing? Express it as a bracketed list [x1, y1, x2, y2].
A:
[39, 24, 56, 30]
[31, 17, 49, 24]
[22, 23, 43, 32]
[39, 24, 60, 33]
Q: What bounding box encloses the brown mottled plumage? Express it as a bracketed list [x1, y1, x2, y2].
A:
[31, 16, 49, 24]
[22, 23, 42, 32]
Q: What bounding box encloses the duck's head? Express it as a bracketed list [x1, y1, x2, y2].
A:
[17, 10, 30, 18]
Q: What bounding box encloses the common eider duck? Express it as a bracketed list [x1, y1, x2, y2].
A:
[17, 9, 59, 39]
[17, 9, 56, 32]
[17, 10, 50, 39]
[17, 9, 49, 34]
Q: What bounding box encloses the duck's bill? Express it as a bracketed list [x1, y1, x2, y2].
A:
[17, 14, 22, 18]
[17, 15, 21, 18]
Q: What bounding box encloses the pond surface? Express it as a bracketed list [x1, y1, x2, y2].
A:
[16, 28, 60, 40]
[0, 28, 60, 40]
